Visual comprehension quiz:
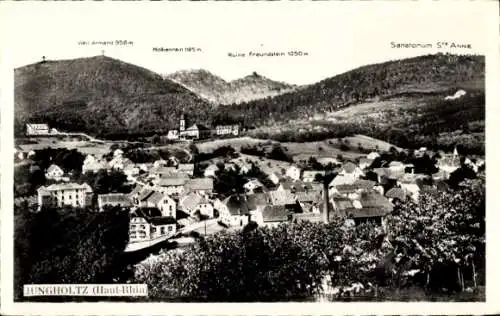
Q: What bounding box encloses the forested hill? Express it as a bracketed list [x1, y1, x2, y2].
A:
[218, 53, 485, 126]
[166, 70, 296, 105]
[14, 56, 214, 138]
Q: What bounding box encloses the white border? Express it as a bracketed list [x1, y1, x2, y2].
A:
[1, 1, 499, 315]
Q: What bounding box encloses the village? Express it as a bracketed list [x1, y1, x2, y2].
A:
[15, 115, 485, 255]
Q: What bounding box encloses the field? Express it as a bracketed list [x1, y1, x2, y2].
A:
[17, 137, 113, 158]
[196, 135, 393, 164]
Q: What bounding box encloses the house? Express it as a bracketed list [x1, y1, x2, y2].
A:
[215, 124, 239, 136]
[268, 172, 284, 185]
[366, 152, 380, 161]
[137, 163, 153, 172]
[218, 195, 250, 227]
[26, 123, 49, 136]
[180, 192, 214, 218]
[180, 123, 211, 140]
[259, 205, 293, 228]
[136, 190, 177, 218]
[328, 162, 364, 186]
[167, 130, 179, 140]
[397, 173, 425, 202]
[296, 191, 323, 214]
[154, 177, 187, 196]
[37, 183, 93, 210]
[45, 164, 65, 181]
[114, 149, 124, 158]
[82, 155, 107, 174]
[437, 155, 461, 174]
[150, 166, 178, 178]
[388, 161, 405, 172]
[243, 179, 264, 194]
[153, 159, 168, 168]
[358, 158, 372, 170]
[109, 156, 132, 170]
[302, 170, 325, 183]
[129, 208, 176, 243]
[97, 193, 132, 211]
[178, 163, 195, 176]
[204, 164, 219, 178]
[123, 163, 140, 179]
[317, 157, 340, 166]
[372, 168, 405, 184]
[185, 178, 214, 195]
[385, 187, 408, 203]
[331, 191, 393, 227]
[286, 166, 302, 181]
[267, 190, 298, 212]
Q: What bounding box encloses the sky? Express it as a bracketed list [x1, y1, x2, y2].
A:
[0, 1, 494, 85]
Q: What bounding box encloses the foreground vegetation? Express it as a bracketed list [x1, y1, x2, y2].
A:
[134, 177, 485, 301]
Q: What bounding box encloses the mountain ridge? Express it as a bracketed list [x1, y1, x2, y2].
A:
[165, 69, 296, 105]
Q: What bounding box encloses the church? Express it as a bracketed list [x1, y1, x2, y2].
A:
[167, 114, 211, 141]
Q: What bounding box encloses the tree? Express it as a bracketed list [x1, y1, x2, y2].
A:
[14, 207, 130, 300]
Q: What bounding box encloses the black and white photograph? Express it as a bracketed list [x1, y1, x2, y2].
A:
[1, 1, 498, 314]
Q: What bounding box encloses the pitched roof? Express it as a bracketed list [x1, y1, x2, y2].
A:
[145, 191, 170, 205]
[268, 189, 297, 206]
[180, 192, 209, 212]
[46, 164, 63, 174]
[388, 161, 404, 167]
[302, 170, 325, 178]
[373, 168, 405, 180]
[151, 166, 178, 175]
[155, 177, 188, 187]
[385, 187, 407, 201]
[129, 185, 146, 197]
[149, 216, 177, 225]
[186, 124, 210, 131]
[185, 178, 214, 191]
[138, 188, 155, 201]
[178, 163, 194, 171]
[40, 182, 93, 193]
[246, 193, 270, 210]
[333, 192, 393, 218]
[262, 205, 291, 222]
[353, 179, 377, 190]
[342, 161, 358, 173]
[131, 207, 162, 218]
[245, 179, 264, 188]
[296, 191, 322, 203]
[223, 195, 250, 216]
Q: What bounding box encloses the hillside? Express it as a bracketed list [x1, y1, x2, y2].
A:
[166, 70, 296, 105]
[220, 53, 484, 126]
[15, 56, 214, 138]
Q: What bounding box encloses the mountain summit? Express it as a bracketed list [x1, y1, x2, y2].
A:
[165, 69, 296, 105]
[15, 56, 213, 137]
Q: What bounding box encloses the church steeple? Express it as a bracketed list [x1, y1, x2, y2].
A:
[180, 114, 186, 131]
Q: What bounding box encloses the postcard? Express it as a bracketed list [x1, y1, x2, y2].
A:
[1, 1, 499, 315]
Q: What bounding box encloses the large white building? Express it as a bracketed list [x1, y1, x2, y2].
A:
[37, 183, 93, 210]
[215, 124, 239, 136]
[26, 123, 50, 136]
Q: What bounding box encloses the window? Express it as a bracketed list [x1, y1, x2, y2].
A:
[168, 226, 173, 232]
[140, 225, 145, 230]
[152, 227, 156, 233]
[130, 224, 136, 230]
[160, 227, 165, 235]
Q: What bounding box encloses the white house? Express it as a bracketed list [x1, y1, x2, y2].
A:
[97, 193, 132, 211]
[154, 177, 187, 196]
[218, 195, 250, 227]
[302, 170, 325, 183]
[37, 183, 93, 210]
[204, 164, 219, 178]
[180, 192, 214, 218]
[82, 155, 107, 174]
[45, 164, 65, 181]
[26, 123, 49, 136]
[243, 179, 264, 194]
[138, 191, 177, 218]
[166, 130, 179, 140]
[185, 178, 214, 195]
[129, 208, 176, 243]
[215, 124, 239, 136]
[114, 148, 124, 158]
[178, 163, 195, 176]
[260, 205, 292, 228]
[366, 152, 380, 161]
[285, 166, 302, 181]
[329, 162, 364, 187]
